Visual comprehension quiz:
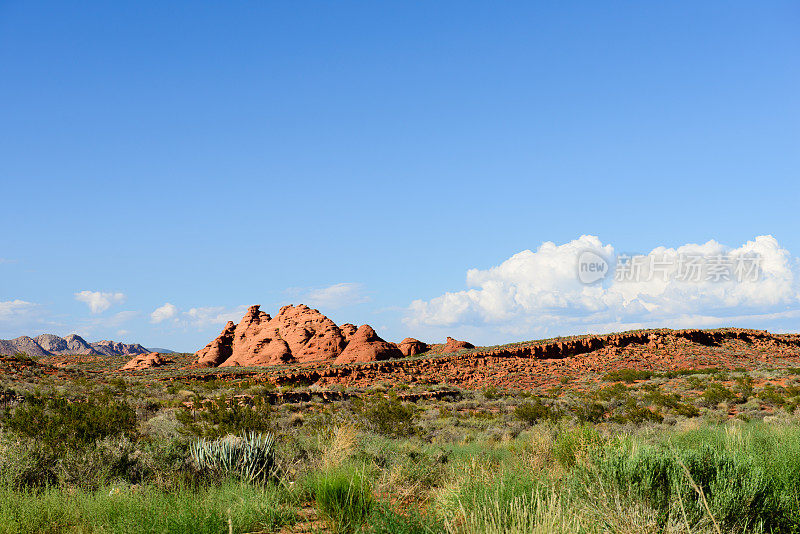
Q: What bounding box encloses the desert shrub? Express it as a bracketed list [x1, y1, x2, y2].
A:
[573, 401, 605, 423]
[56, 435, 140, 490]
[734, 376, 754, 402]
[0, 435, 58, 489]
[359, 394, 418, 438]
[610, 399, 663, 425]
[513, 398, 555, 425]
[758, 384, 787, 407]
[700, 382, 736, 407]
[189, 432, 276, 484]
[2, 394, 136, 453]
[553, 425, 602, 468]
[602, 369, 652, 383]
[306, 464, 374, 534]
[176, 395, 272, 438]
[674, 402, 700, 418]
[644, 389, 680, 409]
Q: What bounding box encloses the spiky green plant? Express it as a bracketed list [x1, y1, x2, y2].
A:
[189, 431, 276, 483]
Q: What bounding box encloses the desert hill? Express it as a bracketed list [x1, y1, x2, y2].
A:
[0, 333, 150, 358]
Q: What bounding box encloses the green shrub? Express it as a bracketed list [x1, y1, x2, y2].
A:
[177, 396, 272, 438]
[700, 383, 736, 407]
[2, 394, 136, 453]
[513, 398, 555, 425]
[758, 384, 787, 407]
[306, 464, 374, 534]
[573, 401, 605, 423]
[360, 394, 418, 438]
[189, 432, 276, 484]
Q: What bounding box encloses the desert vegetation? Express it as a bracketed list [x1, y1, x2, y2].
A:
[0, 353, 799, 533]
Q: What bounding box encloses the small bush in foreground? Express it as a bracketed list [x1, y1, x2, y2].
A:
[306, 465, 374, 534]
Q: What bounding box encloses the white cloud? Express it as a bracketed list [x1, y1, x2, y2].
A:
[145, 303, 248, 330]
[405, 235, 800, 342]
[183, 305, 249, 329]
[0, 300, 55, 338]
[150, 303, 179, 323]
[0, 299, 37, 320]
[74, 291, 126, 314]
[292, 282, 369, 309]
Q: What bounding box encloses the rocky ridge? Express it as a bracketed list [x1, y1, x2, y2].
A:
[0, 334, 150, 358]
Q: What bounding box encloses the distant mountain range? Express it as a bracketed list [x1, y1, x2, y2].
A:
[0, 334, 152, 358]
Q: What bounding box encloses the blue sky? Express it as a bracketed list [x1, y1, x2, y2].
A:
[1, 2, 798, 351]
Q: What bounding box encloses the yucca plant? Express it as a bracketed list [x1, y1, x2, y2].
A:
[189, 431, 276, 483]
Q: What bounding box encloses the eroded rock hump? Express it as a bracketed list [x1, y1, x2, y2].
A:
[340, 324, 358, 344]
[398, 338, 429, 357]
[194, 305, 405, 367]
[334, 325, 403, 365]
[442, 336, 475, 354]
[122, 352, 170, 371]
[197, 321, 237, 367]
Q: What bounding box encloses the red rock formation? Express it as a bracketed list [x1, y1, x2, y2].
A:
[122, 352, 169, 371]
[340, 324, 358, 344]
[197, 321, 237, 367]
[442, 337, 475, 354]
[398, 338, 429, 357]
[334, 325, 403, 365]
[194, 305, 395, 367]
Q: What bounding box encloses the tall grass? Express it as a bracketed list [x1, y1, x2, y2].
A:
[305, 463, 374, 534]
[0, 480, 296, 534]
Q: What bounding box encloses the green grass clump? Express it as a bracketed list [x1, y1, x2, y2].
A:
[306, 464, 374, 534]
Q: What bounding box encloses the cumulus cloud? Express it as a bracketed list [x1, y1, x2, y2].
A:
[0, 299, 37, 320]
[294, 283, 369, 309]
[0, 300, 53, 337]
[74, 291, 126, 314]
[405, 235, 800, 341]
[183, 306, 249, 329]
[150, 303, 179, 323]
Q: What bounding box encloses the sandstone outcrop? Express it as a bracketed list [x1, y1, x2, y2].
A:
[398, 338, 429, 357]
[340, 324, 358, 343]
[195, 305, 399, 368]
[442, 337, 475, 353]
[122, 352, 170, 371]
[334, 325, 403, 365]
[196, 321, 237, 366]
